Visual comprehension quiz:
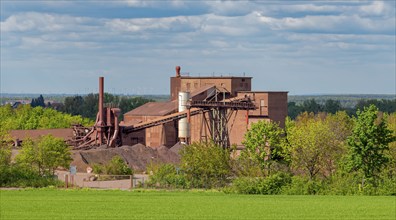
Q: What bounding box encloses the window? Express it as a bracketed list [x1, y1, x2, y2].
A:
[260, 99, 265, 115]
[260, 99, 265, 107]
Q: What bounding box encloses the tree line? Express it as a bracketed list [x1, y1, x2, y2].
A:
[288, 98, 396, 119]
[58, 93, 153, 120]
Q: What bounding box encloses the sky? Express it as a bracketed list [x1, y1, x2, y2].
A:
[1, 0, 395, 95]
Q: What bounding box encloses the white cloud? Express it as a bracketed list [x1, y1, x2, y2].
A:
[1, 12, 92, 32]
[120, 0, 187, 8]
[105, 16, 203, 33]
[359, 1, 386, 16]
[256, 13, 395, 34]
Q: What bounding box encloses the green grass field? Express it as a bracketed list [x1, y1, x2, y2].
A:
[1, 189, 395, 220]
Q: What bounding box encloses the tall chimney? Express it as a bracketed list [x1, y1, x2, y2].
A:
[176, 66, 181, 77]
[98, 77, 104, 145]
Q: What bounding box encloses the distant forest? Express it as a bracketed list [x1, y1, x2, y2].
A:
[288, 98, 396, 119]
[1, 93, 395, 120]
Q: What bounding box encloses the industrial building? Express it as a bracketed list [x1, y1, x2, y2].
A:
[121, 66, 288, 148]
[10, 66, 287, 150]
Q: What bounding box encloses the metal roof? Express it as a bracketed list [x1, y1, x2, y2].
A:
[124, 100, 178, 116]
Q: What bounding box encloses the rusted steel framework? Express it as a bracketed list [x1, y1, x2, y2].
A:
[71, 77, 122, 150]
[188, 88, 255, 149]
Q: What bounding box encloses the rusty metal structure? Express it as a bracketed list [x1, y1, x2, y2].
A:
[71, 77, 121, 149]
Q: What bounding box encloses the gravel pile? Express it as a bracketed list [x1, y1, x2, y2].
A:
[73, 144, 181, 172]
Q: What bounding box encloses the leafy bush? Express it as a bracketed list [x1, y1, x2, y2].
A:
[147, 164, 188, 189]
[281, 176, 325, 195]
[180, 142, 232, 188]
[232, 152, 265, 177]
[0, 165, 63, 188]
[106, 156, 133, 175]
[231, 172, 291, 195]
[92, 156, 133, 178]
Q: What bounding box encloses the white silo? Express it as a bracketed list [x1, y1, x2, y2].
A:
[178, 91, 190, 143]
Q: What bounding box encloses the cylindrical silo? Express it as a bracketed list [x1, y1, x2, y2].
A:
[178, 91, 190, 142]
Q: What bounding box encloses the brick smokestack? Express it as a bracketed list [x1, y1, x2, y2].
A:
[176, 66, 181, 77]
[98, 77, 104, 145]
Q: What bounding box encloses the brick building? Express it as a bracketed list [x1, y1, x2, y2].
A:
[122, 66, 287, 148]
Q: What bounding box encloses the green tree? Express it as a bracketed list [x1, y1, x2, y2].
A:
[105, 156, 133, 175]
[180, 142, 231, 188]
[31, 94, 45, 108]
[288, 102, 303, 119]
[302, 99, 322, 114]
[346, 105, 396, 184]
[323, 99, 342, 114]
[16, 135, 72, 175]
[65, 95, 84, 115]
[386, 113, 396, 168]
[242, 120, 284, 174]
[285, 112, 347, 179]
[0, 131, 12, 167]
[16, 138, 37, 171]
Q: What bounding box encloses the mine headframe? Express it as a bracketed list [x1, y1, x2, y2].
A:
[187, 87, 256, 149]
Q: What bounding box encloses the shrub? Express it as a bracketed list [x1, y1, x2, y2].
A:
[106, 156, 133, 175]
[0, 165, 63, 188]
[231, 154, 264, 177]
[281, 176, 325, 195]
[147, 163, 188, 189]
[231, 172, 292, 195]
[91, 156, 133, 179]
[180, 142, 231, 188]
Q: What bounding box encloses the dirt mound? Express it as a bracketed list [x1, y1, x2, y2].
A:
[156, 145, 180, 164]
[70, 151, 90, 172]
[170, 142, 185, 154]
[73, 144, 181, 173]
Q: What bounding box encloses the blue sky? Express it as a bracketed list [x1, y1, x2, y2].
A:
[1, 1, 395, 95]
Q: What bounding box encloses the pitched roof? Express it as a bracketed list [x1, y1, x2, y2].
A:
[190, 84, 216, 98]
[124, 100, 178, 116]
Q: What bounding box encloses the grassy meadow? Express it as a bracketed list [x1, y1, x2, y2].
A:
[1, 189, 395, 220]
